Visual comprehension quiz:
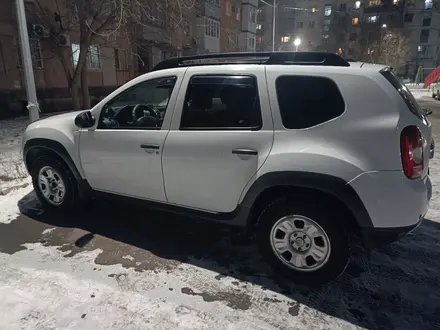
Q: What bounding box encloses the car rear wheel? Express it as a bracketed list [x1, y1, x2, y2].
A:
[30, 156, 79, 211]
[256, 196, 350, 286]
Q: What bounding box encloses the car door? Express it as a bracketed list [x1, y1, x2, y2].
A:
[79, 75, 181, 202]
[162, 66, 274, 213]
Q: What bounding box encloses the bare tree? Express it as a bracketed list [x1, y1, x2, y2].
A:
[364, 29, 411, 71]
[31, 0, 195, 110]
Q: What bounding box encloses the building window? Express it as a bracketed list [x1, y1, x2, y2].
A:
[248, 36, 255, 48]
[281, 36, 290, 43]
[352, 17, 359, 25]
[297, 21, 303, 28]
[257, 8, 263, 17]
[366, 15, 379, 23]
[420, 29, 430, 43]
[207, 0, 220, 6]
[114, 49, 121, 70]
[257, 36, 263, 43]
[72, 44, 101, 69]
[404, 13, 414, 22]
[349, 33, 357, 41]
[348, 48, 354, 55]
[250, 10, 256, 22]
[184, 21, 191, 35]
[323, 34, 329, 39]
[354, 1, 361, 9]
[17, 38, 43, 69]
[418, 45, 425, 52]
[423, 17, 431, 26]
[324, 5, 332, 16]
[205, 18, 220, 38]
[256, 24, 262, 30]
[232, 5, 240, 20]
[87, 45, 101, 69]
[324, 19, 331, 25]
[226, 0, 231, 16]
[312, 7, 316, 12]
[340, 3, 347, 11]
[425, 0, 433, 9]
[369, 0, 381, 6]
[309, 21, 315, 28]
[324, 25, 330, 31]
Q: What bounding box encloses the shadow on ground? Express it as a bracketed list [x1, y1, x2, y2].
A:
[14, 192, 440, 330]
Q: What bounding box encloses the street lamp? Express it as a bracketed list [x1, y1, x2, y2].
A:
[293, 38, 301, 51]
[15, 0, 39, 121]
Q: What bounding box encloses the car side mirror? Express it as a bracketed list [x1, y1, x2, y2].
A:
[423, 108, 433, 116]
[75, 110, 95, 128]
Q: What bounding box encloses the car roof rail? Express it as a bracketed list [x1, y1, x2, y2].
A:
[151, 51, 350, 71]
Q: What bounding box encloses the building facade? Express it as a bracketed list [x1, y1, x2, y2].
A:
[256, 0, 328, 52]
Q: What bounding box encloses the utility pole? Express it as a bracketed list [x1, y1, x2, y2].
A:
[15, 0, 39, 122]
[272, 0, 276, 51]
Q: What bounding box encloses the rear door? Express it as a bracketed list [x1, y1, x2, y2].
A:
[162, 66, 274, 213]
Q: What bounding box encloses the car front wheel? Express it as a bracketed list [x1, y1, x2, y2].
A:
[30, 156, 79, 211]
[256, 197, 350, 286]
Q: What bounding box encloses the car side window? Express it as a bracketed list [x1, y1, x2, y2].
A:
[275, 76, 345, 129]
[180, 75, 262, 130]
[98, 76, 177, 130]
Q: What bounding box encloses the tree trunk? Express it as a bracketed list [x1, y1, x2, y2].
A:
[70, 80, 81, 111]
[81, 65, 91, 109]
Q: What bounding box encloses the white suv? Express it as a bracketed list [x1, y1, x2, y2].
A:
[22, 52, 434, 285]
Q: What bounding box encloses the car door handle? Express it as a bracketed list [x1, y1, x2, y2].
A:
[140, 143, 160, 150]
[232, 148, 258, 156]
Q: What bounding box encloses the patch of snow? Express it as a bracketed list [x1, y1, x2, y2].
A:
[122, 255, 134, 261]
[42, 228, 57, 235]
[0, 182, 34, 224]
[0, 244, 358, 329]
[411, 89, 432, 99]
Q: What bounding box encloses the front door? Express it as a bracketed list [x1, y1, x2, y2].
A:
[79, 76, 179, 202]
[162, 67, 274, 213]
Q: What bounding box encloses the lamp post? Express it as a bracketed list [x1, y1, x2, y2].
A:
[15, 0, 39, 121]
[272, 0, 276, 51]
[294, 38, 301, 51]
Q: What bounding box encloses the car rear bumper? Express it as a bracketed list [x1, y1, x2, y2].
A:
[361, 216, 424, 248]
[350, 171, 431, 248]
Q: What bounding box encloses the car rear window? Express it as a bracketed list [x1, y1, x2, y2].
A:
[275, 75, 345, 129]
[380, 69, 424, 120]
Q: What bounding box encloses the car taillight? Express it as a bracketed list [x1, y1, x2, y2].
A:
[400, 126, 424, 179]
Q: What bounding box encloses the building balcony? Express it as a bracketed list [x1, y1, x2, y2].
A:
[364, 4, 399, 14]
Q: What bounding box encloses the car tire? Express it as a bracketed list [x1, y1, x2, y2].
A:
[256, 196, 350, 286]
[30, 155, 79, 211]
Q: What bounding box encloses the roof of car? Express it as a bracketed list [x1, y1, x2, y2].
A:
[152, 52, 351, 71]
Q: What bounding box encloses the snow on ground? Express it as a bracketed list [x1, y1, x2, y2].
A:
[0, 244, 357, 330]
[0, 182, 33, 224]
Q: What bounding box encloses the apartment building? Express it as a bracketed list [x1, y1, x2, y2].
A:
[325, 0, 440, 79]
[405, 0, 440, 80]
[221, 0, 242, 52]
[240, 0, 258, 51]
[256, 0, 327, 52]
[0, 0, 202, 118]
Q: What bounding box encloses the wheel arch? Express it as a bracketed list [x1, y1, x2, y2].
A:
[24, 138, 91, 198]
[241, 171, 373, 235]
